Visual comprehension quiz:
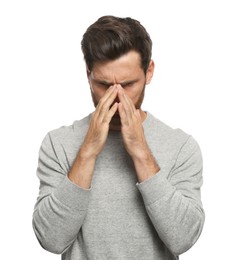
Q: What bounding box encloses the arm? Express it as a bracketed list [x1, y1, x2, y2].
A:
[33, 85, 119, 254]
[137, 136, 205, 255]
[32, 133, 91, 254]
[117, 85, 204, 255]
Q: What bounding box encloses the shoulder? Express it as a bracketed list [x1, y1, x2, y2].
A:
[145, 112, 201, 155]
[145, 112, 189, 143]
[41, 114, 91, 147]
[51, 114, 90, 137]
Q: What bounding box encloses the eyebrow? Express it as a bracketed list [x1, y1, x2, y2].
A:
[93, 79, 138, 86]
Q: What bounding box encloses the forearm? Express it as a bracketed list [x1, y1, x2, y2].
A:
[68, 146, 97, 189]
[132, 147, 160, 183]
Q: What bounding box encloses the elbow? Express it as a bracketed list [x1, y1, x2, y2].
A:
[37, 237, 69, 255]
[168, 238, 197, 256]
[32, 219, 69, 255]
[167, 212, 205, 256]
[41, 243, 68, 255]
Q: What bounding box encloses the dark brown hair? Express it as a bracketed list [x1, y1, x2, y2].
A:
[81, 15, 152, 74]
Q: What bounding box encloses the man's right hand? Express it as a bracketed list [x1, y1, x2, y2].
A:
[68, 85, 118, 189]
[80, 85, 118, 158]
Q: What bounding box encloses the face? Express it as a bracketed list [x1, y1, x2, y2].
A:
[87, 50, 154, 129]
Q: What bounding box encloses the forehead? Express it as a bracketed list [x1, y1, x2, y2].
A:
[90, 51, 144, 82]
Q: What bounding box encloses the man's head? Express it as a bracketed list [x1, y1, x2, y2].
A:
[81, 15, 154, 130]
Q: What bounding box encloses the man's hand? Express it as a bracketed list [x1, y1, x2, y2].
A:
[117, 85, 160, 182]
[68, 85, 118, 189]
[117, 85, 147, 158]
[81, 85, 118, 158]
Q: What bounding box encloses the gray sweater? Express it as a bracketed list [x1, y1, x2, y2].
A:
[33, 112, 205, 259]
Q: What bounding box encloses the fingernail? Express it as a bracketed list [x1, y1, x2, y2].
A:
[109, 85, 115, 91]
[118, 86, 123, 93]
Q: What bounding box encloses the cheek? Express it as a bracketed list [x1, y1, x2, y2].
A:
[126, 91, 137, 101]
[91, 86, 106, 101]
[124, 86, 144, 101]
[123, 91, 139, 106]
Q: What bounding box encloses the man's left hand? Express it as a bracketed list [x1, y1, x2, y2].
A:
[117, 85, 160, 182]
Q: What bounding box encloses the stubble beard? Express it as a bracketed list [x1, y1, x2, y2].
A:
[90, 86, 146, 131]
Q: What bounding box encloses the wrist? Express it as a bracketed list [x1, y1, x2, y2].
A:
[132, 151, 160, 183]
[68, 147, 97, 189]
[79, 144, 98, 161]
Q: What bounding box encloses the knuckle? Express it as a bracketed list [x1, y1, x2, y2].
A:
[99, 97, 105, 105]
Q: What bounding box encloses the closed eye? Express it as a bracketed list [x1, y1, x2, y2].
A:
[96, 82, 110, 88]
[121, 82, 135, 88]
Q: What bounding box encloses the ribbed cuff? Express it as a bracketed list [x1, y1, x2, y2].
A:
[53, 176, 91, 210]
[136, 170, 175, 206]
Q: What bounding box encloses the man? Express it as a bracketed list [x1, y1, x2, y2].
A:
[33, 15, 205, 259]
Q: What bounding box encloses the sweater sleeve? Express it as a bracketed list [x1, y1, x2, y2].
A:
[32, 133, 91, 254]
[137, 135, 205, 256]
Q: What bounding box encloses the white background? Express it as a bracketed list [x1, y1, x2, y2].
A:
[0, 0, 233, 259]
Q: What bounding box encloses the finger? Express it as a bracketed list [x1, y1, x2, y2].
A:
[117, 85, 135, 118]
[118, 102, 128, 126]
[96, 86, 118, 120]
[96, 85, 116, 110]
[103, 102, 118, 125]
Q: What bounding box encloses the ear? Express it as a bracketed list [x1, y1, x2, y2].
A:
[86, 66, 92, 88]
[86, 65, 91, 78]
[145, 60, 155, 85]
